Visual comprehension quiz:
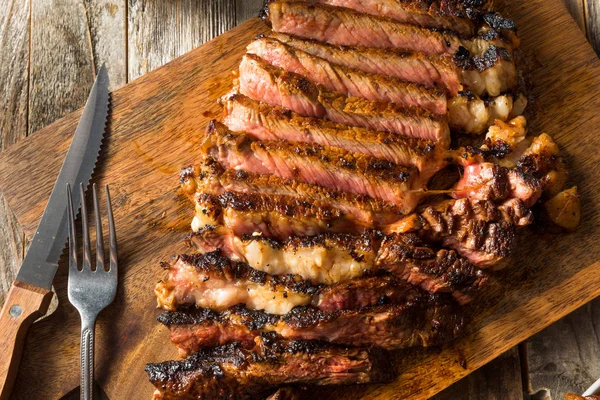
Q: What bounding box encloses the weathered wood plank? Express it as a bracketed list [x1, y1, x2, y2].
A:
[127, 0, 237, 81]
[562, 0, 587, 34]
[235, 0, 263, 25]
[432, 348, 524, 400]
[0, 194, 24, 308]
[0, 0, 30, 315]
[585, 0, 600, 54]
[81, 0, 127, 89]
[0, 0, 30, 149]
[28, 0, 95, 134]
[527, 300, 600, 398]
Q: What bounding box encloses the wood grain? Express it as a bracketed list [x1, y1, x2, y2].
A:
[81, 0, 127, 89]
[585, 0, 600, 54]
[127, 0, 236, 81]
[0, 195, 23, 308]
[0, 0, 30, 150]
[563, 0, 587, 33]
[0, 0, 30, 322]
[28, 0, 95, 134]
[0, 1, 598, 397]
[236, 0, 264, 25]
[527, 300, 600, 398]
[433, 348, 524, 400]
[0, 282, 53, 400]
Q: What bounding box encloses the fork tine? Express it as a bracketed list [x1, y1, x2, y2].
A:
[106, 185, 118, 273]
[80, 183, 92, 271]
[67, 184, 78, 272]
[93, 184, 106, 271]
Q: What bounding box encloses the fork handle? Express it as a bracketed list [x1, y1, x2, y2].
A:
[79, 315, 97, 400]
[0, 281, 53, 400]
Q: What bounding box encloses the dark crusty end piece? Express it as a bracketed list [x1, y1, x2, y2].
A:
[159, 295, 465, 356]
[146, 337, 395, 400]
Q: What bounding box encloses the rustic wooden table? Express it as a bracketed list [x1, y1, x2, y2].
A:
[0, 1, 598, 399]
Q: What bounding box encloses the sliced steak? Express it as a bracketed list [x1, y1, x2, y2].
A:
[180, 160, 406, 233]
[272, 33, 517, 97]
[192, 191, 367, 239]
[375, 233, 487, 304]
[238, 54, 449, 141]
[155, 251, 317, 315]
[159, 298, 464, 356]
[286, 0, 520, 45]
[452, 162, 542, 207]
[156, 249, 425, 314]
[387, 197, 534, 268]
[312, 275, 420, 312]
[262, 2, 500, 56]
[187, 228, 486, 304]
[275, 0, 479, 36]
[146, 337, 394, 400]
[247, 36, 446, 114]
[200, 121, 424, 211]
[187, 227, 379, 285]
[221, 93, 448, 178]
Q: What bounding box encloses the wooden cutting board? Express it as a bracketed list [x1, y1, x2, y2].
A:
[1, 0, 599, 398]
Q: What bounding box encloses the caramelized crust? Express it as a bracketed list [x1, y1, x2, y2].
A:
[247, 36, 446, 113]
[147, 338, 394, 400]
[159, 297, 464, 356]
[201, 121, 424, 211]
[239, 54, 449, 141]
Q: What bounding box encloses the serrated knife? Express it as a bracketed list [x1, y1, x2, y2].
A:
[0, 64, 109, 399]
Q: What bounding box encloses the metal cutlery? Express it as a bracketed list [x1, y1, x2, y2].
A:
[67, 183, 118, 400]
[0, 65, 109, 399]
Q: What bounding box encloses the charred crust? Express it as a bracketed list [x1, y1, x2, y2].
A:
[453, 46, 472, 69]
[472, 45, 512, 71]
[482, 12, 517, 33]
[179, 166, 196, 184]
[176, 251, 319, 295]
[217, 191, 344, 221]
[259, 0, 272, 26]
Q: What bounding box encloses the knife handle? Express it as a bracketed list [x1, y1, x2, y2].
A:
[0, 281, 53, 400]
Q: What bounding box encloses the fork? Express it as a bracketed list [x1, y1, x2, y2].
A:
[67, 183, 118, 400]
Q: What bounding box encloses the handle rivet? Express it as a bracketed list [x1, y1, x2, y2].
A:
[9, 304, 22, 318]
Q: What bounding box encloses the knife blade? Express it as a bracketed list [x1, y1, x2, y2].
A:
[0, 64, 110, 399]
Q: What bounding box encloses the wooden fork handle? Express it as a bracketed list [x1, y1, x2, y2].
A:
[0, 281, 53, 400]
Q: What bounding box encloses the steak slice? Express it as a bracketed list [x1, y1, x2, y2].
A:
[276, 0, 479, 36]
[387, 197, 534, 268]
[188, 228, 486, 304]
[146, 337, 394, 400]
[200, 121, 424, 211]
[272, 33, 517, 97]
[159, 298, 464, 356]
[187, 227, 379, 285]
[375, 233, 487, 305]
[238, 54, 449, 141]
[282, 0, 521, 45]
[155, 251, 317, 315]
[312, 275, 420, 312]
[221, 93, 448, 178]
[156, 249, 425, 313]
[247, 36, 446, 114]
[262, 2, 492, 56]
[180, 161, 405, 235]
[192, 191, 366, 239]
[452, 162, 542, 207]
